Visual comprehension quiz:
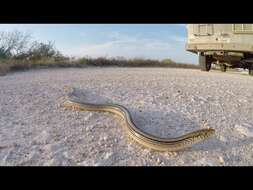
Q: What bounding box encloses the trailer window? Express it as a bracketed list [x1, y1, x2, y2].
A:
[199, 24, 207, 35]
[233, 24, 253, 33]
[243, 24, 252, 31]
[194, 24, 213, 36]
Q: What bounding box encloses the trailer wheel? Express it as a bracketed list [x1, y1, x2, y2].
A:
[220, 64, 227, 72]
[249, 64, 253, 76]
[199, 54, 212, 72]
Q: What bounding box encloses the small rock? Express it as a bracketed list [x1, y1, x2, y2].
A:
[165, 152, 177, 157]
[234, 124, 253, 137]
[84, 113, 93, 121]
[85, 126, 91, 132]
[238, 99, 247, 103]
[193, 158, 214, 166]
[33, 130, 51, 144]
[43, 159, 58, 166]
[156, 158, 162, 164]
[63, 151, 70, 158]
[218, 156, 225, 165]
[179, 160, 185, 165]
[77, 160, 90, 166]
[104, 152, 113, 160]
[103, 135, 108, 141]
[219, 135, 227, 142]
[143, 148, 150, 155]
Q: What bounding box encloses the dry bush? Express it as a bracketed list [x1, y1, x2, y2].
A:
[0, 31, 31, 59]
[1, 56, 199, 76]
[0, 62, 11, 76]
[72, 57, 199, 69]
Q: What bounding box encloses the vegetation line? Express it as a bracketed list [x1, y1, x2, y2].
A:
[0, 30, 199, 76]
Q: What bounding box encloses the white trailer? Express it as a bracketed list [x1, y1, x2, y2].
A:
[186, 24, 253, 75]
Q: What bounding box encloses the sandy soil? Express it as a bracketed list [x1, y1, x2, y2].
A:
[0, 67, 253, 166]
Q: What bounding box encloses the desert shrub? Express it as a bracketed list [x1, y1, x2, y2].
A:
[0, 61, 10, 76]
[71, 57, 199, 68]
[25, 41, 58, 60]
[73, 57, 89, 67]
[128, 58, 165, 67]
[3, 59, 32, 71]
[162, 58, 174, 64]
[0, 31, 31, 59]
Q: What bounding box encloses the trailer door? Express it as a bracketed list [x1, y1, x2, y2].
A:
[193, 24, 214, 36]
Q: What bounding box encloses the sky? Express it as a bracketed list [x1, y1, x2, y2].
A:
[0, 24, 197, 64]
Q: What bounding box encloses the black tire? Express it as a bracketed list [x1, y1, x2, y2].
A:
[199, 54, 212, 72]
[220, 64, 227, 72]
[249, 64, 253, 76]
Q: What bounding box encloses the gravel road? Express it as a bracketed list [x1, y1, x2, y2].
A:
[0, 67, 253, 166]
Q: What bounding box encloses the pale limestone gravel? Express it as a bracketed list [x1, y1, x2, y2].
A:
[0, 67, 253, 166]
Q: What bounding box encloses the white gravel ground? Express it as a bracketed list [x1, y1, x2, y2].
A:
[1, 67, 253, 166]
